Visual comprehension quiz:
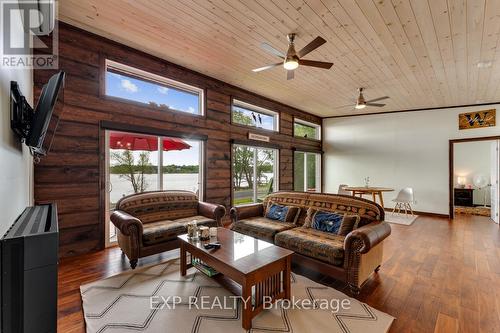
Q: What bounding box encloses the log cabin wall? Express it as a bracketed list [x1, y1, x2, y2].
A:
[34, 23, 322, 258]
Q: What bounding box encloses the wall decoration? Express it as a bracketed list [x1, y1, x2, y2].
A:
[458, 109, 496, 130]
[248, 132, 270, 142]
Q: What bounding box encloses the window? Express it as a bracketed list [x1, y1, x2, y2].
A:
[232, 99, 279, 131]
[105, 130, 204, 246]
[232, 144, 278, 205]
[105, 60, 204, 115]
[294, 151, 321, 192]
[294, 119, 321, 140]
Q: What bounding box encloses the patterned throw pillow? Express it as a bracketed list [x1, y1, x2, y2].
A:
[265, 203, 300, 223]
[304, 207, 361, 235]
[311, 211, 344, 234]
[337, 214, 361, 236]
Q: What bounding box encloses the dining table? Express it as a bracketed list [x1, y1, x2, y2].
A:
[343, 186, 394, 207]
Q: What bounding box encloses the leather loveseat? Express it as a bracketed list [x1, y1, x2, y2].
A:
[111, 190, 225, 268]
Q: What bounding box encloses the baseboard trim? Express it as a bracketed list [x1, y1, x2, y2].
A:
[384, 209, 450, 219]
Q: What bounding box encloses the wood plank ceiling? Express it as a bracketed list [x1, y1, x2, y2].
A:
[59, 0, 500, 117]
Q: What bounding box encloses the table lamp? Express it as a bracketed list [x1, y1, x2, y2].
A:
[457, 176, 466, 188]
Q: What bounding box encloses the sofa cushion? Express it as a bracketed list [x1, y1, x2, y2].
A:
[338, 214, 361, 236]
[310, 211, 344, 234]
[265, 203, 301, 223]
[231, 217, 296, 243]
[142, 215, 216, 246]
[275, 227, 345, 266]
[117, 191, 199, 224]
[304, 207, 361, 236]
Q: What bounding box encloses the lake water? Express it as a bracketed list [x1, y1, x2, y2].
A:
[109, 173, 200, 203]
[109, 172, 273, 203]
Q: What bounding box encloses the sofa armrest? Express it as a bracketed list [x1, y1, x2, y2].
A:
[344, 221, 391, 254]
[229, 203, 264, 223]
[198, 201, 226, 226]
[110, 210, 144, 237]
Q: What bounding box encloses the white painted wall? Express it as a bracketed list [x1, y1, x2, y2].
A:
[323, 105, 500, 215]
[0, 6, 33, 235]
[454, 141, 493, 206]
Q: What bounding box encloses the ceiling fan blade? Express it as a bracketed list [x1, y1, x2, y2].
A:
[365, 96, 389, 103]
[366, 103, 386, 107]
[252, 62, 282, 72]
[287, 70, 294, 80]
[260, 42, 285, 59]
[297, 36, 327, 58]
[332, 103, 355, 109]
[298, 59, 333, 69]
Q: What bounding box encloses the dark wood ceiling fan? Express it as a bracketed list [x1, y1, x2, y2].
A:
[252, 33, 333, 80]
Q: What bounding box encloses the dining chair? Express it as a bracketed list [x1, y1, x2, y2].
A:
[392, 187, 414, 216]
[338, 184, 350, 196]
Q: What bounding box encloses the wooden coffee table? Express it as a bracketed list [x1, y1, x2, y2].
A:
[178, 228, 293, 330]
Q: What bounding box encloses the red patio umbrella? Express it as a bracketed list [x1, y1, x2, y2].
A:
[109, 132, 191, 151]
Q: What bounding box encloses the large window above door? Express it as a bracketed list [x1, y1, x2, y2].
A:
[232, 144, 278, 205]
[294, 151, 321, 192]
[232, 99, 279, 131]
[105, 60, 204, 115]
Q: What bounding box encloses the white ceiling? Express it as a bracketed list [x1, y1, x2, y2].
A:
[59, 0, 500, 117]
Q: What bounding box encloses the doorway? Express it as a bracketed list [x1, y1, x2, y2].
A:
[449, 137, 500, 222]
[104, 129, 204, 247]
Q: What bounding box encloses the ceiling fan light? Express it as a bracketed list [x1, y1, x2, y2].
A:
[355, 103, 366, 109]
[283, 58, 299, 70]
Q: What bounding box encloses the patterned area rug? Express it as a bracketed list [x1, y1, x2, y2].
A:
[385, 212, 419, 226]
[81, 258, 394, 333]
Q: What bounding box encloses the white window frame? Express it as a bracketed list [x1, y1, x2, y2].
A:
[294, 151, 321, 193]
[232, 99, 279, 132]
[232, 144, 279, 205]
[105, 60, 205, 116]
[294, 118, 321, 140]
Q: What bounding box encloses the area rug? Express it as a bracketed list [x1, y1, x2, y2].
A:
[81, 258, 394, 333]
[385, 212, 419, 226]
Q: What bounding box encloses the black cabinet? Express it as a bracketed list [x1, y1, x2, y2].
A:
[454, 188, 474, 207]
[1, 204, 58, 333]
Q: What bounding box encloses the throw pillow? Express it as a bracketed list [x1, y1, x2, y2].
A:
[303, 207, 316, 228]
[337, 214, 361, 236]
[265, 203, 301, 223]
[311, 211, 345, 234]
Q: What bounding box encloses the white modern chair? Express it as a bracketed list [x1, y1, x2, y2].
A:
[338, 184, 350, 196]
[392, 187, 414, 216]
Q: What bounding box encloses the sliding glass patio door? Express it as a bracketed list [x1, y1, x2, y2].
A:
[105, 130, 204, 246]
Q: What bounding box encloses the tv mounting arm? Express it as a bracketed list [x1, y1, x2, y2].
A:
[10, 81, 34, 142]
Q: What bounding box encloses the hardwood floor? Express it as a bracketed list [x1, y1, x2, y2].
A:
[58, 214, 500, 332]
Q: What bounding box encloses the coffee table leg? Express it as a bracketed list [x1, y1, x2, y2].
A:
[284, 256, 291, 299]
[241, 280, 252, 330]
[180, 242, 187, 276]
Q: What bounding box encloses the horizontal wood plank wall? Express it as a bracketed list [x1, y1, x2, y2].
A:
[33, 23, 322, 258]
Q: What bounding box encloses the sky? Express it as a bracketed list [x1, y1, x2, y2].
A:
[106, 71, 201, 165]
[106, 71, 200, 114]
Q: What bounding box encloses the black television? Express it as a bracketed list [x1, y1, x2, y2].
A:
[10, 71, 65, 160]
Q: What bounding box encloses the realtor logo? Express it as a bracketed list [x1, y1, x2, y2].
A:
[1, 0, 58, 69]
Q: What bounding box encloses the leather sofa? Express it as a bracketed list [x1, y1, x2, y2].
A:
[111, 190, 225, 268]
[230, 191, 391, 294]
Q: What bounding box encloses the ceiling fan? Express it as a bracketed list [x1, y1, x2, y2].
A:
[252, 33, 333, 80]
[354, 88, 389, 109]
